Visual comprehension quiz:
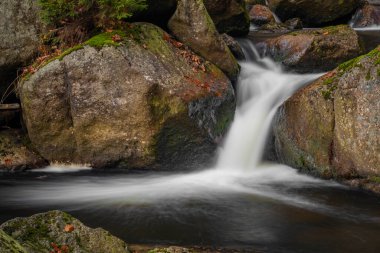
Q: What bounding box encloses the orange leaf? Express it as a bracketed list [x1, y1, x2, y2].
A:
[64, 224, 74, 232]
[112, 34, 122, 42]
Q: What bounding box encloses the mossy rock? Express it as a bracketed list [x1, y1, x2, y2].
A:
[19, 23, 235, 170]
[0, 230, 27, 253]
[0, 210, 128, 253]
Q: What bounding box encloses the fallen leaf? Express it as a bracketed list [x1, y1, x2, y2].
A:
[112, 34, 122, 42]
[64, 224, 74, 232]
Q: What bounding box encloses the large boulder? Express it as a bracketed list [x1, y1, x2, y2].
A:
[0, 0, 41, 86]
[274, 47, 380, 192]
[0, 210, 128, 253]
[204, 0, 250, 36]
[19, 23, 236, 170]
[168, 0, 240, 80]
[0, 129, 46, 172]
[267, 0, 363, 26]
[257, 25, 363, 72]
[351, 3, 380, 27]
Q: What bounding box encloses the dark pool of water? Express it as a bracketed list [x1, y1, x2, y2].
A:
[0, 170, 379, 253]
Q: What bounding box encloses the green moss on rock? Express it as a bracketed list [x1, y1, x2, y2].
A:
[0, 230, 27, 253]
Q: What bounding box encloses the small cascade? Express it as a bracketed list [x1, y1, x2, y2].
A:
[216, 40, 321, 170]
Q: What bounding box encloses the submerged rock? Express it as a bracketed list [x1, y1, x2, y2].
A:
[274, 47, 380, 193]
[0, 210, 128, 253]
[0, 129, 46, 172]
[20, 23, 235, 170]
[204, 0, 250, 36]
[258, 25, 363, 72]
[249, 4, 276, 26]
[168, 0, 240, 81]
[267, 0, 363, 26]
[351, 3, 380, 27]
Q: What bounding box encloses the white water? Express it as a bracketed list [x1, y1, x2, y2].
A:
[217, 44, 320, 170]
[353, 26, 380, 31]
[10, 40, 344, 215]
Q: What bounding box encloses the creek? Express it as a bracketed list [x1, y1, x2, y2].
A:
[1, 38, 380, 253]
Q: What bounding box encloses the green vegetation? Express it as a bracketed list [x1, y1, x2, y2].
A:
[38, 0, 147, 28]
[370, 176, 380, 184]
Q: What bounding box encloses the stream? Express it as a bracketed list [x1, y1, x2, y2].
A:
[1, 35, 380, 253]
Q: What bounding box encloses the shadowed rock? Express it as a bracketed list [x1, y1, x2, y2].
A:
[267, 0, 363, 26]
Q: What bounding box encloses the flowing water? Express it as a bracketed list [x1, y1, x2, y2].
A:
[1, 41, 380, 253]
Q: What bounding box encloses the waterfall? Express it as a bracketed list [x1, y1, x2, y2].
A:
[216, 40, 321, 170]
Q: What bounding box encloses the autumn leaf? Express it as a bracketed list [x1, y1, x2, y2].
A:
[112, 34, 122, 42]
[64, 224, 74, 232]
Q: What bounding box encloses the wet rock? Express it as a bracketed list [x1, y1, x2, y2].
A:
[259, 25, 363, 72]
[0, 210, 128, 253]
[20, 23, 235, 170]
[249, 4, 276, 26]
[221, 33, 245, 60]
[274, 47, 380, 192]
[284, 18, 303, 30]
[169, 0, 240, 80]
[267, 0, 363, 26]
[351, 3, 380, 27]
[204, 0, 250, 36]
[0, 129, 46, 172]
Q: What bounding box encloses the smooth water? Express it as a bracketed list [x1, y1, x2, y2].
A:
[1, 41, 380, 253]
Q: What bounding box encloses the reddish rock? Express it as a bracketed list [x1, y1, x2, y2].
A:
[249, 4, 276, 25]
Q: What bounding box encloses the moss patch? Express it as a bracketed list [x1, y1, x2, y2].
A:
[370, 176, 380, 184]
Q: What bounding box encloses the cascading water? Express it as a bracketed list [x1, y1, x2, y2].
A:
[217, 41, 320, 170]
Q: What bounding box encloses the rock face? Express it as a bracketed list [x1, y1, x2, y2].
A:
[0, 210, 128, 253]
[258, 25, 363, 72]
[267, 0, 363, 26]
[351, 3, 380, 27]
[168, 0, 240, 80]
[0, 0, 41, 81]
[204, 0, 250, 36]
[274, 47, 380, 183]
[249, 4, 276, 25]
[20, 23, 236, 170]
[0, 129, 46, 171]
